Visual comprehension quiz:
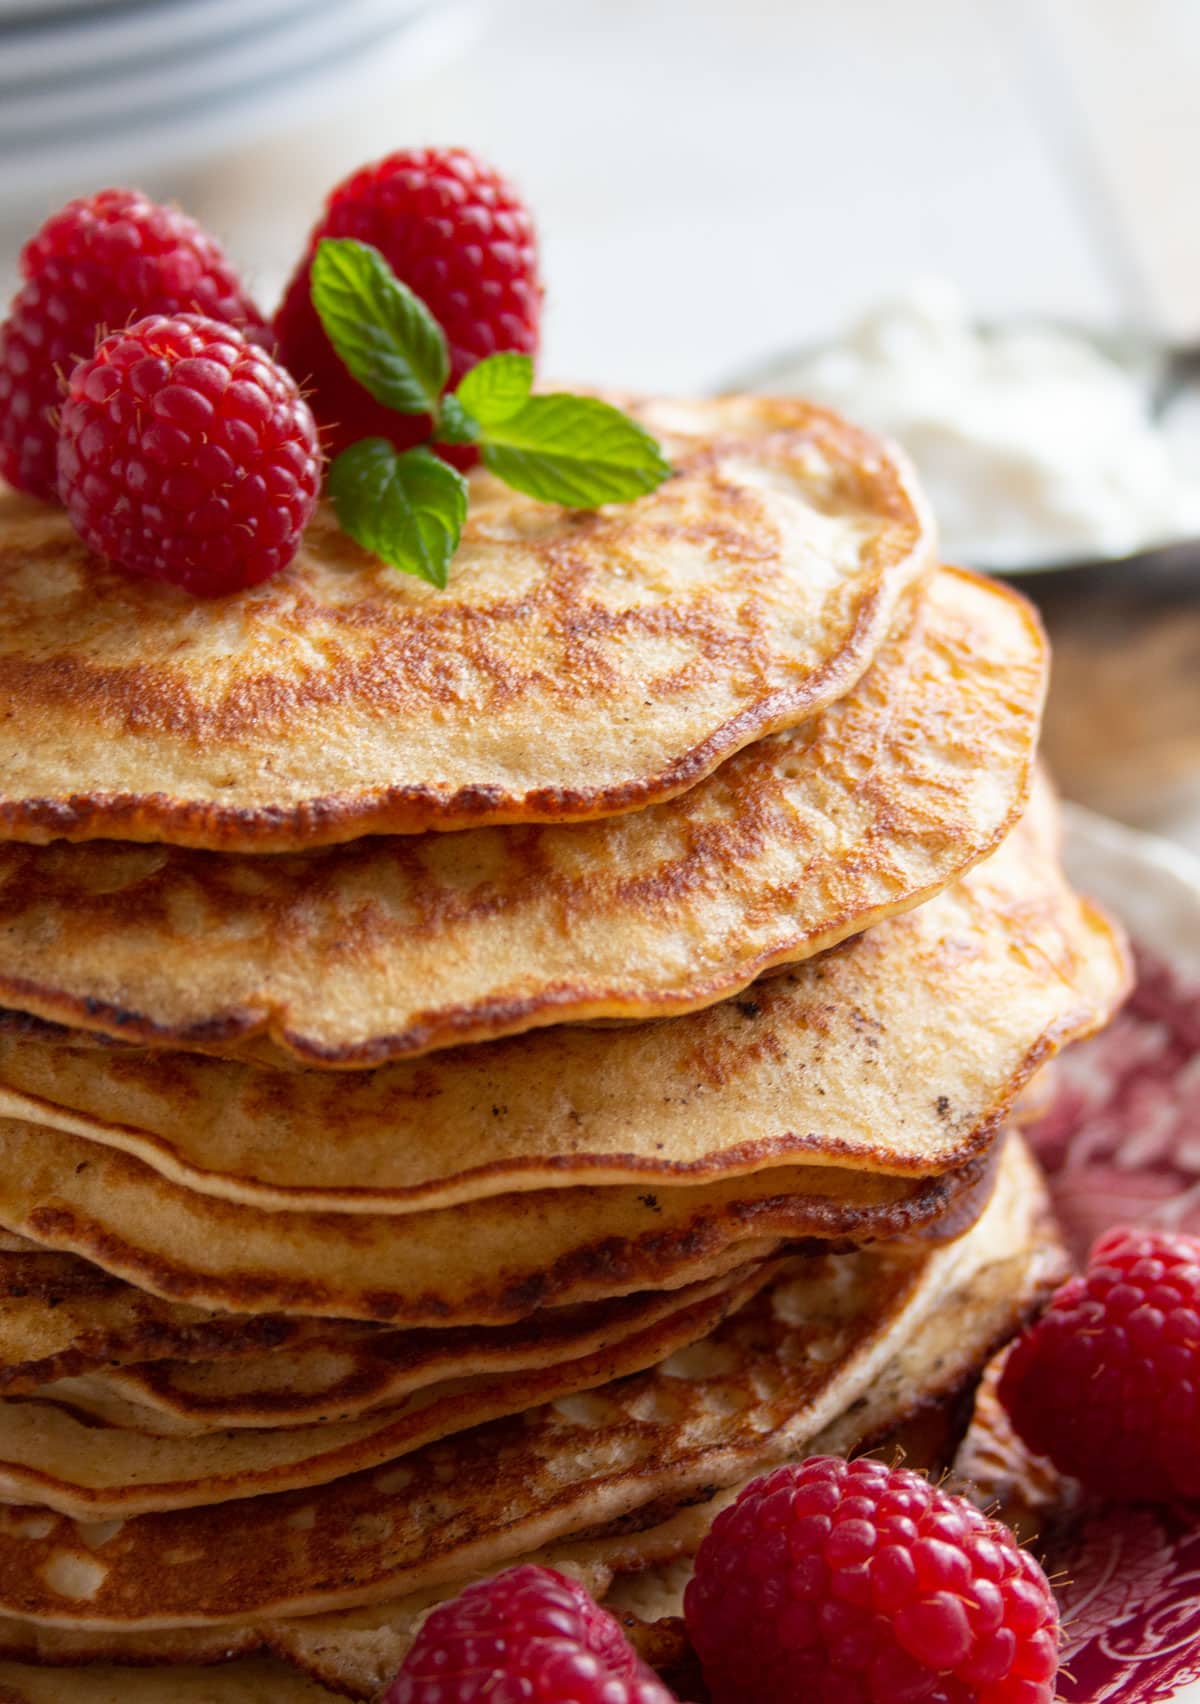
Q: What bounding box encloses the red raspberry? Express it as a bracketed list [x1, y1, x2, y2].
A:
[999, 1226, 1200, 1501]
[274, 146, 541, 458]
[57, 314, 320, 597]
[381, 1565, 677, 1704]
[0, 187, 267, 500]
[685, 1456, 1059, 1704]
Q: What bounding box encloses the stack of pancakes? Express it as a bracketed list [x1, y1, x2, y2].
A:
[0, 398, 1128, 1702]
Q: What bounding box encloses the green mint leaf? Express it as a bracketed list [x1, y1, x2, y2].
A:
[436, 394, 480, 446]
[478, 394, 672, 508]
[329, 440, 466, 589]
[454, 352, 534, 426]
[310, 238, 448, 417]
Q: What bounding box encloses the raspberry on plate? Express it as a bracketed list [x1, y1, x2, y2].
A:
[0, 187, 267, 501]
[999, 1225, 1200, 1502]
[57, 313, 321, 598]
[274, 146, 542, 458]
[381, 1565, 677, 1704]
[685, 1455, 1059, 1704]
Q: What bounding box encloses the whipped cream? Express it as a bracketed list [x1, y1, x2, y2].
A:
[765, 280, 1200, 570]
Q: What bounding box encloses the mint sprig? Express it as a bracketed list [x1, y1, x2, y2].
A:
[328, 441, 466, 590]
[313, 239, 671, 588]
[476, 391, 672, 507]
[454, 351, 535, 425]
[310, 238, 447, 417]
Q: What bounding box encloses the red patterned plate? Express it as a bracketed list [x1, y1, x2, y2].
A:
[1012, 807, 1200, 1704]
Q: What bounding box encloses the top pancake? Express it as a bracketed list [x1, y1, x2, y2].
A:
[0, 566, 1042, 1064]
[0, 397, 932, 851]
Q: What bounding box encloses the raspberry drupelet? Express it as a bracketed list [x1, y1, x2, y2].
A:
[57, 314, 321, 597]
[381, 1565, 677, 1704]
[685, 1456, 1060, 1704]
[0, 187, 267, 500]
[274, 146, 541, 459]
[999, 1225, 1200, 1502]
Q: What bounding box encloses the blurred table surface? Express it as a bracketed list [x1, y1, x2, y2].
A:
[1014, 564, 1200, 855]
[1, 0, 1198, 856]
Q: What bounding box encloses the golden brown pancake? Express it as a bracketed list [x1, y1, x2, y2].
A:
[0, 1247, 332, 1393]
[0, 1262, 779, 1518]
[0, 398, 933, 852]
[0, 1394, 968, 1700]
[212, 1202, 1031, 1698]
[603, 1206, 1070, 1635]
[0, 1662, 343, 1701]
[0, 1114, 984, 1324]
[0, 568, 1042, 1064]
[35, 1262, 775, 1428]
[0, 1249, 789, 1405]
[0, 785, 1129, 1211]
[0, 1137, 1054, 1631]
[0, 1549, 622, 1683]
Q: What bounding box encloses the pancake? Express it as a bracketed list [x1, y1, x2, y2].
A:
[0, 1114, 984, 1324]
[0, 1661, 344, 1701]
[0, 567, 1043, 1066]
[34, 1262, 776, 1429]
[602, 1199, 1067, 1632]
[0, 1394, 970, 1699]
[0, 1261, 779, 1518]
[266, 1370, 977, 1702]
[0, 788, 1129, 1211]
[0, 1136, 1053, 1629]
[0, 1546, 623, 1682]
[0, 1251, 786, 1403]
[0, 1248, 330, 1393]
[0, 397, 933, 853]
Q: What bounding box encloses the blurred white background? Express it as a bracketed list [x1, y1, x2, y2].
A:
[2, 0, 1198, 388]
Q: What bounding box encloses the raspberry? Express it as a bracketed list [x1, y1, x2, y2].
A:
[0, 187, 267, 500]
[57, 314, 321, 597]
[381, 1565, 677, 1704]
[274, 146, 541, 458]
[999, 1226, 1200, 1501]
[685, 1456, 1059, 1704]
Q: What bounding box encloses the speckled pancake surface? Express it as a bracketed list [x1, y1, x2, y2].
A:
[0, 1138, 1054, 1631]
[0, 787, 1130, 1210]
[0, 568, 1040, 1064]
[0, 1114, 982, 1324]
[0, 397, 933, 852]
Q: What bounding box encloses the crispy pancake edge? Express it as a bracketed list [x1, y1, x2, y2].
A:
[0, 400, 935, 850]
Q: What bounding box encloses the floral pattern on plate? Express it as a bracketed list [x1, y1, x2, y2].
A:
[986, 807, 1200, 1704]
